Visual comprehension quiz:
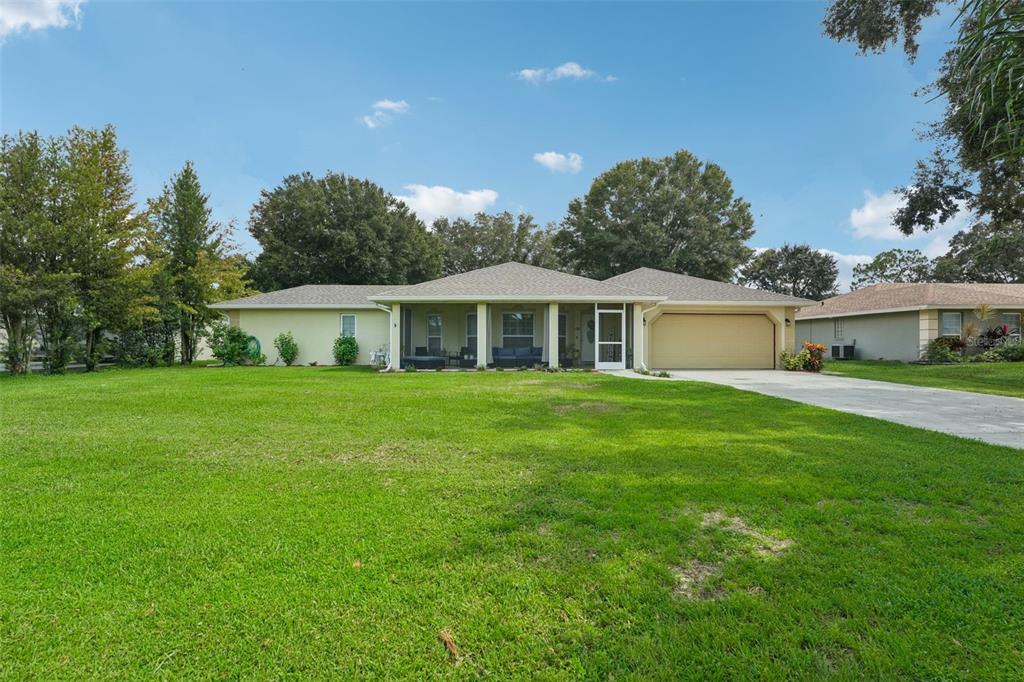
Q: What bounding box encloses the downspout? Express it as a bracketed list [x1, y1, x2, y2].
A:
[375, 303, 395, 372]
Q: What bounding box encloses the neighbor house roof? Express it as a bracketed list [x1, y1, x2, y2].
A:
[797, 282, 1024, 319]
[369, 262, 664, 302]
[211, 284, 394, 309]
[605, 267, 814, 306]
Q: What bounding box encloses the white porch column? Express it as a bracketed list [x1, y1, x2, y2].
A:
[388, 303, 401, 371]
[476, 302, 488, 368]
[547, 302, 559, 369]
[632, 303, 645, 370]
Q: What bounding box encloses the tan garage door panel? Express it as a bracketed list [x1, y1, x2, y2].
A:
[651, 314, 775, 369]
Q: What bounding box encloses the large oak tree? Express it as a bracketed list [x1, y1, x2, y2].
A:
[433, 211, 559, 276]
[553, 150, 755, 281]
[248, 172, 442, 290]
[739, 244, 839, 300]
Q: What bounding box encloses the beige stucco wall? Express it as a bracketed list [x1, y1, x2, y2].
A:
[642, 304, 791, 369]
[233, 308, 389, 365]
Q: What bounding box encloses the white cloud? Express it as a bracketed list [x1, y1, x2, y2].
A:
[848, 189, 976, 259]
[0, 0, 83, 38]
[360, 99, 410, 129]
[818, 249, 874, 293]
[850, 190, 906, 240]
[372, 99, 409, 113]
[533, 151, 582, 174]
[515, 61, 615, 84]
[396, 185, 498, 225]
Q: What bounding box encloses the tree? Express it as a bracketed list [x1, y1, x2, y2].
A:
[151, 162, 252, 364]
[553, 150, 755, 281]
[739, 244, 839, 300]
[850, 248, 933, 289]
[824, 0, 1024, 164]
[433, 211, 560, 275]
[248, 172, 442, 290]
[62, 126, 153, 370]
[932, 220, 1024, 282]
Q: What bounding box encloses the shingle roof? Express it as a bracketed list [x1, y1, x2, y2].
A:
[797, 282, 1024, 319]
[605, 267, 814, 305]
[369, 262, 664, 301]
[211, 284, 393, 309]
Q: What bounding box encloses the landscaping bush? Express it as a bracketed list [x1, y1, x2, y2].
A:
[780, 342, 826, 372]
[924, 338, 963, 364]
[333, 335, 359, 365]
[970, 350, 1005, 363]
[111, 328, 176, 368]
[273, 331, 299, 366]
[209, 321, 263, 366]
[995, 340, 1024, 362]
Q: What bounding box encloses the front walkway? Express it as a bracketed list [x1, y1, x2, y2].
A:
[606, 369, 1024, 449]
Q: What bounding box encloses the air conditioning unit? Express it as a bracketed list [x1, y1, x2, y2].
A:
[830, 342, 855, 360]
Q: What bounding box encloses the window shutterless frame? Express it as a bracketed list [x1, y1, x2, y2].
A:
[340, 314, 357, 337]
[940, 312, 962, 337]
[427, 314, 443, 354]
[466, 312, 477, 350]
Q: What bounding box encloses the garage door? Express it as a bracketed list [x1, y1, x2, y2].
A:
[650, 314, 775, 369]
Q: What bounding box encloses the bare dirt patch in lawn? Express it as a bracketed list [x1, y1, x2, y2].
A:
[673, 511, 794, 600]
[701, 511, 793, 557]
[671, 560, 724, 600]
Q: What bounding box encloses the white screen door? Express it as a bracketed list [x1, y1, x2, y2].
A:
[595, 304, 625, 370]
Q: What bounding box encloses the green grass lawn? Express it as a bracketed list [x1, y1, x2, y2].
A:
[3, 367, 1023, 678]
[824, 360, 1024, 398]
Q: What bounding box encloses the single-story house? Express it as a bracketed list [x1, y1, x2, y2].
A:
[796, 282, 1024, 361]
[212, 262, 810, 370]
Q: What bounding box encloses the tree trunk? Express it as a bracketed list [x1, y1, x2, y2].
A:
[1, 314, 31, 375]
[84, 328, 101, 371]
[180, 327, 194, 365]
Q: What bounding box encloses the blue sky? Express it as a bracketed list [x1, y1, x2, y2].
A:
[2, 1, 965, 289]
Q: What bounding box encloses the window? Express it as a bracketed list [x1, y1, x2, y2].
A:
[427, 314, 443, 354]
[340, 314, 357, 338]
[502, 312, 534, 348]
[940, 312, 962, 337]
[1003, 312, 1021, 339]
[466, 313, 477, 351]
[558, 313, 568, 357]
[833, 318, 844, 339]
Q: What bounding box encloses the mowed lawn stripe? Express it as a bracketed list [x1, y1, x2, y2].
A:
[2, 367, 1022, 679]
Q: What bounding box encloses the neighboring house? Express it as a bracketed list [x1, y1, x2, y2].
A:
[796, 282, 1024, 361]
[211, 262, 810, 370]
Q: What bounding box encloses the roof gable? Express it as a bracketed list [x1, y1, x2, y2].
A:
[211, 284, 393, 309]
[370, 262, 663, 301]
[605, 267, 814, 305]
[797, 282, 1024, 318]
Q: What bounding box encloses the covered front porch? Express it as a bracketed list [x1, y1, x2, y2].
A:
[386, 301, 646, 371]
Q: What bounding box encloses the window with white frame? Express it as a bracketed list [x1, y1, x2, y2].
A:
[940, 312, 962, 337]
[427, 314, 443, 354]
[1002, 312, 1021, 339]
[833, 318, 844, 339]
[340, 314, 357, 338]
[502, 312, 534, 348]
[558, 313, 568, 357]
[466, 313, 477, 352]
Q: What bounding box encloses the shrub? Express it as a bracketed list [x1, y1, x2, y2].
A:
[655, 370, 672, 378]
[971, 349, 1005, 363]
[405, 362, 416, 372]
[924, 338, 962, 364]
[333, 336, 359, 365]
[111, 328, 175, 368]
[995, 340, 1024, 362]
[780, 342, 825, 372]
[273, 331, 299, 366]
[209, 321, 261, 366]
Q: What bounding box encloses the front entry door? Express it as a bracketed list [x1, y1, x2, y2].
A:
[595, 304, 626, 370]
[580, 311, 595, 364]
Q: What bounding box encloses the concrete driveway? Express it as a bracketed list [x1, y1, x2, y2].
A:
[606, 369, 1024, 449]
